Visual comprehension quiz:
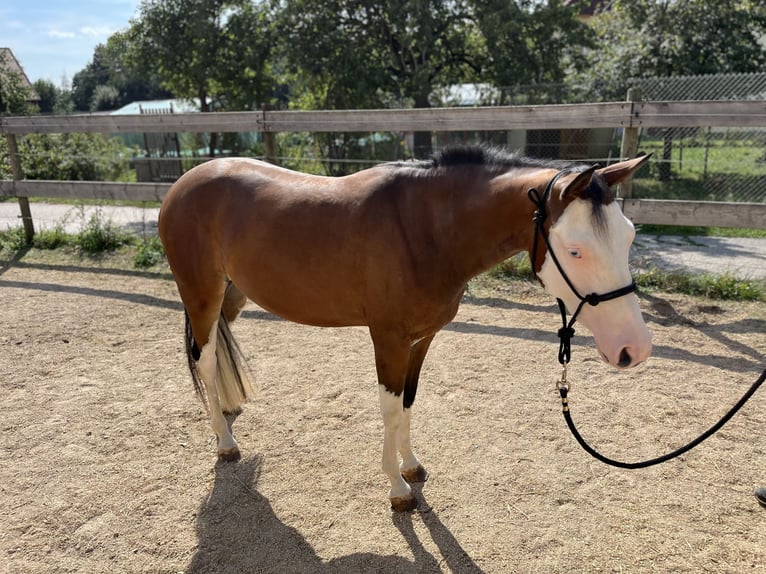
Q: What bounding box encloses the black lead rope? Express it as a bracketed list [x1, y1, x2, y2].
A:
[528, 173, 765, 469]
[559, 368, 766, 469]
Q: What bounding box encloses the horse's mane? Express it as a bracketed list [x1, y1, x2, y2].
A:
[387, 145, 612, 229]
[388, 145, 591, 175]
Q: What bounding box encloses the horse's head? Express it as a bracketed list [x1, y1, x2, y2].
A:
[533, 155, 652, 369]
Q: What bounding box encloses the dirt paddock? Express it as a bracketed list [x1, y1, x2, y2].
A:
[1, 254, 765, 573]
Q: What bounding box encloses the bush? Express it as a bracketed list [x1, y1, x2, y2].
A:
[133, 236, 165, 268]
[33, 226, 69, 249]
[0, 133, 136, 181]
[0, 226, 28, 251]
[73, 210, 130, 254]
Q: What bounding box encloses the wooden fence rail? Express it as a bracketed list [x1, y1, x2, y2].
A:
[2, 100, 766, 239]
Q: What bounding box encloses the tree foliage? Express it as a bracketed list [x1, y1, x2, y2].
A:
[128, 0, 274, 112]
[71, 31, 170, 112]
[0, 52, 32, 115]
[276, 0, 593, 156]
[580, 0, 766, 100]
[0, 133, 134, 180]
[472, 0, 595, 102]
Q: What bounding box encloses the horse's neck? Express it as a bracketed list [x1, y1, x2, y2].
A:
[428, 172, 537, 284]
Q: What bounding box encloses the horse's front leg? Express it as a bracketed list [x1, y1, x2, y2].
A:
[398, 407, 428, 483]
[398, 334, 434, 483]
[373, 334, 418, 511]
[378, 386, 417, 511]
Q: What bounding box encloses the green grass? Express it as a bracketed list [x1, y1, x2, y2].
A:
[0, 208, 166, 269]
[635, 224, 766, 239]
[635, 268, 764, 301]
[1, 224, 763, 301]
[133, 236, 165, 268]
[483, 253, 764, 302]
[640, 138, 766, 179]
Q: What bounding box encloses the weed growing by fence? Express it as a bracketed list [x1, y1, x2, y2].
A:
[634, 268, 764, 301]
[73, 210, 131, 254]
[482, 252, 764, 302]
[133, 236, 165, 268]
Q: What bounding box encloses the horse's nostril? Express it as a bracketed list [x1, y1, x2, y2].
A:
[618, 348, 632, 368]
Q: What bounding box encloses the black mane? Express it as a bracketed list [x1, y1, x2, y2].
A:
[428, 145, 595, 173]
[391, 145, 612, 229]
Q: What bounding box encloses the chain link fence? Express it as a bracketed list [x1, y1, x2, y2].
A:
[433, 73, 766, 204]
[630, 73, 766, 204]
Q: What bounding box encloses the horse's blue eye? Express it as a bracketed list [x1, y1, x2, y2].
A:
[569, 249, 581, 258]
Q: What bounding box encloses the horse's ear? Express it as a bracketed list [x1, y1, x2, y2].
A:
[559, 166, 597, 200]
[596, 153, 652, 187]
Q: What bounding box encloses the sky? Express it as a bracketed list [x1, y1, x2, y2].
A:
[1, 0, 141, 85]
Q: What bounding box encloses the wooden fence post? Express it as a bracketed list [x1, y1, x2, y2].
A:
[4, 133, 34, 242]
[619, 87, 641, 199]
[261, 104, 278, 165]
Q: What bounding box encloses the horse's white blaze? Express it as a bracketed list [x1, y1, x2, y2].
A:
[198, 322, 238, 453]
[538, 199, 652, 368]
[378, 386, 412, 500]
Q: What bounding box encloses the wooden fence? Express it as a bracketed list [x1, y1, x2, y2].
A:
[3, 99, 766, 240]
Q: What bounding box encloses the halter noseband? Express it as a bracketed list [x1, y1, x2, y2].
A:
[528, 171, 637, 366]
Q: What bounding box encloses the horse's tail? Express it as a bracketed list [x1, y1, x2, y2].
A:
[184, 309, 253, 413]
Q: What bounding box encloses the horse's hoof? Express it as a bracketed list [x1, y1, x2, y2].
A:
[390, 493, 418, 512]
[401, 465, 428, 484]
[218, 447, 241, 462]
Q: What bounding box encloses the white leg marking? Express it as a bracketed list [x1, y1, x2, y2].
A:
[378, 386, 411, 500]
[199, 321, 238, 455]
[398, 407, 421, 473]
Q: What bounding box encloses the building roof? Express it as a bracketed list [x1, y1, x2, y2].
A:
[0, 47, 40, 101]
[111, 98, 202, 115]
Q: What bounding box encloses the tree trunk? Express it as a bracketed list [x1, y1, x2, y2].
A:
[199, 88, 218, 157]
[412, 94, 433, 158]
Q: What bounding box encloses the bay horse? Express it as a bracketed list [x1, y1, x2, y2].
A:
[158, 146, 652, 512]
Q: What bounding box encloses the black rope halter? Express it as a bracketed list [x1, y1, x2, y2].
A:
[527, 171, 637, 366]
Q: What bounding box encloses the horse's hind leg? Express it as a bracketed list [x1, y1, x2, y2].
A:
[199, 321, 241, 460]
[399, 335, 434, 484]
[184, 284, 245, 461]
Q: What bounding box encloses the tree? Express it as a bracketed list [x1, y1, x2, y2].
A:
[128, 0, 275, 155]
[32, 79, 75, 115]
[0, 52, 32, 115]
[277, 1, 593, 160]
[71, 31, 171, 112]
[278, 0, 483, 159]
[128, 2, 273, 112]
[580, 0, 766, 101]
[471, 0, 595, 104]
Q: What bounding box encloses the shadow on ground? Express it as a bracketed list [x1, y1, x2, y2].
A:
[188, 456, 484, 574]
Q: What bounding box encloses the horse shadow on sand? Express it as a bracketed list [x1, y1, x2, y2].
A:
[188, 456, 484, 574]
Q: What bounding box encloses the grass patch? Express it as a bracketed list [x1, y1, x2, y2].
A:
[0, 226, 28, 251]
[73, 210, 132, 254]
[133, 236, 165, 268]
[481, 252, 764, 302]
[636, 224, 766, 239]
[634, 268, 764, 302]
[486, 253, 535, 281]
[0, 207, 165, 269]
[33, 225, 70, 249]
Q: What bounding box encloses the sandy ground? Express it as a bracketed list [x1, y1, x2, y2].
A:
[1, 252, 765, 573]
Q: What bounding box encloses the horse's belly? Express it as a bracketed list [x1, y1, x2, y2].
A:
[231, 270, 368, 328]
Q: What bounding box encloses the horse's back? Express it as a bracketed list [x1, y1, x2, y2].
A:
[159, 158, 402, 326]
